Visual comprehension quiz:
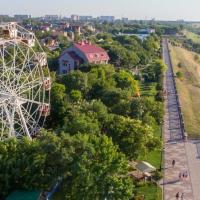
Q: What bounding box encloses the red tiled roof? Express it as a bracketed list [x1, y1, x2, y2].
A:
[74, 41, 110, 63]
[74, 42, 105, 53]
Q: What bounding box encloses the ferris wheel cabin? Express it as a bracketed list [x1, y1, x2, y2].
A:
[43, 77, 51, 91]
[0, 22, 35, 47]
[39, 104, 50, 117]
[20, 32, 35, 47]
[0, 22, 18, 39]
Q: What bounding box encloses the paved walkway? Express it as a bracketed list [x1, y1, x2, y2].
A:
[162, 38, 194, 200]
[185, 141, 200, 199]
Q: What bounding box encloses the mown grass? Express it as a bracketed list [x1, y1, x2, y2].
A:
[133, 183, 162, 200]
[139, 82, 162, 169]
[169, 44, 200, 138]
[140, 82, 157, 98]
[53, 182, 163, 200]
[138, 125, 162, 170]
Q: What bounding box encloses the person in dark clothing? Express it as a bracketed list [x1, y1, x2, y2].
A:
[176, 192, 180, 199]
[172, 159, 176, 168]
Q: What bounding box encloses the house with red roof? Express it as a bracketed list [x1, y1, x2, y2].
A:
[58, 40, 110, 74]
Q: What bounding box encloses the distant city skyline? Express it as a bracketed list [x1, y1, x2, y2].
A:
[0, 0, 200, 21]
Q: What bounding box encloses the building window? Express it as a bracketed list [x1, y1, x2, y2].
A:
[62, 60, 69, 67]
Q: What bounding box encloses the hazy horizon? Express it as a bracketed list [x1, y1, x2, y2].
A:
[1, 0, 200, 21]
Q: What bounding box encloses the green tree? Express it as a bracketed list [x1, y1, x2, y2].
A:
[105, 115, 160, 159]
[62, 71, 88, 93]
[62, 112, 100, 135]
[69, 90, 82, 103]
[113, 70, 139, 95]
[63, 134, 133, 200]
[48, 83, 69, 127]
[0, 131, 73, 198]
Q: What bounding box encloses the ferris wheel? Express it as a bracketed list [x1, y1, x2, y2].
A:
[0, 22, 51, 140]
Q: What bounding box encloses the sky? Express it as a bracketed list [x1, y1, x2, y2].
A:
[0, 0, 200, 21]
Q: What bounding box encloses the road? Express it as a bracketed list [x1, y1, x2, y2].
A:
[162, 38, 194, 200]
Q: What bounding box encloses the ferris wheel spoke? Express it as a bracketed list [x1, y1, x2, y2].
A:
[16, 103, 32, 139]
[16, 43, 26, 59]
[18, 79, 42, 95]
[0, 106, 9, 139]
[0, 47, 6, 73]
[3, 104, 15, 137]
[32, 83, 43, 102]
[26, 84, 43, 118]
[16, 65, 41, 92]
[3, 67, 13, 89]
[1, 67, 20, 91]
[15, 48, 31, 85]
[9, 44, 27, 90]
[16, 48, 36, 86]
[0, 79, 10, 94]
[20, 104, 39, 129]
[18, 96, 42, 106]
[14, 121, 24, 137]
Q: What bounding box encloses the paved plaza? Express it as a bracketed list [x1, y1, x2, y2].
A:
[162, 39, 200, 200]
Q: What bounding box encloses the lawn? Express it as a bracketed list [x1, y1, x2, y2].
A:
[133, 183, 162, 200]
[140, 82, 157, 98]
[169, 44, 200, 138]
[139, 82, 163, 170]
[53, 182, 162, 200]
[138, 125, 162, 170]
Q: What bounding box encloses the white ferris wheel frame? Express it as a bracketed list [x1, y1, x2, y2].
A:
[0, 23, 51, 140]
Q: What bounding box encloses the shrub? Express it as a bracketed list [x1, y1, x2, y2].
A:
[194, 54, 199, 62]
[70, 90, 82, 102]
[152, 170, 163, 181]
[176, 71, 183, 79]
[177, 62, 183, 68]
[155, 90, 164, 102]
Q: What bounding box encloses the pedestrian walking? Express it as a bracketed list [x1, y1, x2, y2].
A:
[184, 171, 188, 179]
[179, 172, 182, 181]
[176, 192, 180, 199]
[181, 193, 184, 200]
[172, 159, 176, 168]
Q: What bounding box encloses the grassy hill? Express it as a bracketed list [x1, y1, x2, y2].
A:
[169, 44, 200, 138]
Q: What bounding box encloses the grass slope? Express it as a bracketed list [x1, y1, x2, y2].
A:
[169, 44, 200, 138]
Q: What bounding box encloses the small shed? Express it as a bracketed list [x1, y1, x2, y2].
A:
[135, 161, 156, 173]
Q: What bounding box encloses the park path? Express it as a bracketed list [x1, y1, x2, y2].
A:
[162, 38, 194, 200]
